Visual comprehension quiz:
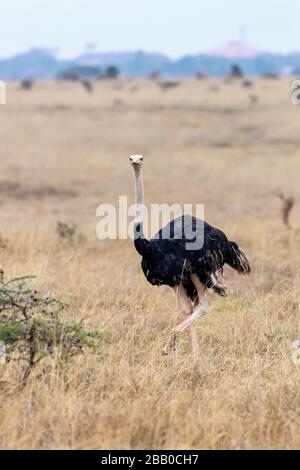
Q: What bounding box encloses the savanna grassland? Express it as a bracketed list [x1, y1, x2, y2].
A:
[0, 77, 299, 449]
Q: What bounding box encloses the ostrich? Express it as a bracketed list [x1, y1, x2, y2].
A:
[129, 155, 251, 358]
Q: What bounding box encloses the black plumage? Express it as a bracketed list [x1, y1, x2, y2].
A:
[135, 215, 250, 301]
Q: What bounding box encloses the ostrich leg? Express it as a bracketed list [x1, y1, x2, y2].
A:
[166, 285, 200, 357]
[163, 275, 207, 356]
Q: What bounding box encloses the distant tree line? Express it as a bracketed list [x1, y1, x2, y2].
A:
[2, 47, 300, 80]
[57, 64, 120, 81]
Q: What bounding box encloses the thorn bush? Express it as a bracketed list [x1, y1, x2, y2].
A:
[0, 274, 104, 385]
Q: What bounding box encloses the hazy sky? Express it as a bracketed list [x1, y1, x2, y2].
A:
[2, 0, 300, 58]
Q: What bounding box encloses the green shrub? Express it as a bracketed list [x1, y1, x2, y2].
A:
[0, 274, 104, 384]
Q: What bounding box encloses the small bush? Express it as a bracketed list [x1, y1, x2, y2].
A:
[0, 274, 104, 385]
[57, 221, 86, 244]
[102, 66, 119, 80]
[250, 95, 258, 105]
[229, 64, 244, 79]
[57, 221, 76, 239]
[159, 81, 181, 91]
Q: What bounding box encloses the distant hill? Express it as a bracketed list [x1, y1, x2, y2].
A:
[1, 44, 300, 79]
[0, 48, 70, 80]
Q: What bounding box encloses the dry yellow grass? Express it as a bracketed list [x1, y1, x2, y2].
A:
[0, 78, 299, 449]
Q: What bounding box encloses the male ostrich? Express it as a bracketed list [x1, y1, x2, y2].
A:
[129, 155, 251, 358]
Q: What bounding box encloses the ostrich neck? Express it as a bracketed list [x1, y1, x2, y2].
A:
[133, 166, 144, 226]
[132, 165, 152, 256]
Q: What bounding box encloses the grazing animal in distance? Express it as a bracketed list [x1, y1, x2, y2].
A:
[20, 80, 34, 90]
[129, 155, 251, 358]
[81, 79, 93, 93]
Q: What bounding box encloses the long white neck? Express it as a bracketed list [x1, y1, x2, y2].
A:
[133, 165, 145, 226]
[131, 160, 151, 256]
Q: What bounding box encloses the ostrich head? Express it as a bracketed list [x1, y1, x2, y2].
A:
[129, 155, 144, 167]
